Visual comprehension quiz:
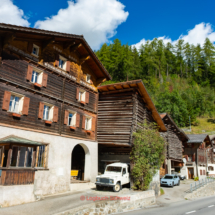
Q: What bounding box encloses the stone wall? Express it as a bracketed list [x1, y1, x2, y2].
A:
[56, 190, 156, 215]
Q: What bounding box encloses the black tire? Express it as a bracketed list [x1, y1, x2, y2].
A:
[171, 182, 174, 188]
[178, 180, 180, 186]
[113, 182, 121, 192]
[96, 185, 104, 191]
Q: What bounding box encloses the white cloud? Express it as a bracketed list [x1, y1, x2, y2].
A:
[34, 0, 129, 50]
[0, 0, 30, 26]
[133, 23, 215, 50]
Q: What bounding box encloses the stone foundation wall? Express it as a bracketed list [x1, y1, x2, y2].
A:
[56, 190, 156, 215]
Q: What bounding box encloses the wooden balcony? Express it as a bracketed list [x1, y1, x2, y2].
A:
[0, 168, 36, 186]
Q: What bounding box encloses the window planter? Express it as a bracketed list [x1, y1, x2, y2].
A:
[34, 83, 42, 88]
[70, 126, 76, 130]
[45, 120, 52, 125]
[85, 130, 92, 134]
[80, 101, 85, 105]
[12, 113, 21, 118]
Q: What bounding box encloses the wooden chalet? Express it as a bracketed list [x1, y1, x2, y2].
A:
[159, 113, 189, 177]
[183, 134, 211, 179]
[0, 23, 111, 206]
[97, 80, 167, 173]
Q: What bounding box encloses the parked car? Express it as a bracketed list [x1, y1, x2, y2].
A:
[172, 171, 186, 180]
[95, 163, 130, 192]
[160, 174, 180, 187]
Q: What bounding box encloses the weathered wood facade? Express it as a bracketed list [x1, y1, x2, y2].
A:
[159, 113, 188, 176]
[183, 134, 212, 179]
[97, 80, 167, 173]
[0, 22, 111, 197]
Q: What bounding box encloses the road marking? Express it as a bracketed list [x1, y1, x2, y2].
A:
[208, 205, 214, 207]
[186, 211, 196, 214]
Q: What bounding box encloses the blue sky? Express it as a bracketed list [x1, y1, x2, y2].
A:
[1, 0, 215, 49]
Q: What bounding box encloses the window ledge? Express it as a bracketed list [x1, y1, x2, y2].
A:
[45, 120, 52, 125]
[12, 113, 21, 118]
[31, 53, 39, 58]
[34, 83, 42, 88]
[70, 126, 76, 130]
[80, 101, 86, 105]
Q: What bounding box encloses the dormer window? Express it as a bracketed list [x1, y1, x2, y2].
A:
[32, 44, 39, 57]
[59, 55, 67, 70]
[86, 74, 91, 83]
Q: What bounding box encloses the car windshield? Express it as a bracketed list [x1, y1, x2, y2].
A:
[163, 176, 173, 179]
[106, 166, 122, 172]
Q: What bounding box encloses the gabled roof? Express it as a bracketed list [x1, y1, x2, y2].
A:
[98, 80, 167, 132]
[187, 134, 209, 144]
[0, 135, 45, 145]
[159, 113, 189, 140]
[0, 23, 111, 81]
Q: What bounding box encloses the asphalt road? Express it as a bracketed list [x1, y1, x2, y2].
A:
[120, 196, 215, 215]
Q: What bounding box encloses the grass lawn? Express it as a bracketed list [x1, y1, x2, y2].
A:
[184, 117, 215, 135]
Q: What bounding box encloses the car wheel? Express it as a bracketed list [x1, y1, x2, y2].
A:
[171, 182, 174, 188]
[96, 185, 104, 191]
[113, 183, 121, 192]
[178, 181, 180, 186]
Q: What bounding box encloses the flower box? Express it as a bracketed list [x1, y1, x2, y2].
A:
[45, 120, 52, 125]
[12, 113, 21, 118]
[70, 126, 76, 130]
[34, 83, 42, 88]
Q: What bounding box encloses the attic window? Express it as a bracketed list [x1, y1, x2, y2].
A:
[32, 44, 39, 57]
[86, 74, 91, 83]
[59, 55, 67, 70]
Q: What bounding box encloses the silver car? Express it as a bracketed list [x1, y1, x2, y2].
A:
[160, 174, 180, 187]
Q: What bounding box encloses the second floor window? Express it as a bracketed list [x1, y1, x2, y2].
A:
[68, 111, 76, 126]
[85, 116, 92, 130]
[31, 70, 39, 83]
[9, 95, 22, 113]
[86, 74, 91, 83]
[43, 105, 51, 120]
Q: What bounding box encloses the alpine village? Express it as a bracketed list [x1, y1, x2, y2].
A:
[0, 22, 215, 213]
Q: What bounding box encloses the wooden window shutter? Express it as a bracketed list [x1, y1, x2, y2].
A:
[22, 97, 30, 115]
[86, 92, 89, 104]
[76, 113, 80, 127]
[55, 54, 59, 67]
[76, 88, 79, 100]
[92, 117, 96, 132]
[42, 73, 48, 87]
[38, 102, 44, 119]
[66, 61, 70, 72]
[53, 106, 58, 123]
[2, 91, 11, 111]
[192, 153, 195, 162]
[82, 115, 86, 129]
[27, 42, 33, 53]
[26, 65, 33, 81]
[64, 110, 69, 125]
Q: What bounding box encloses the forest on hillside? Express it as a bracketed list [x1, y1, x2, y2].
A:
[95, 38, 215, 127]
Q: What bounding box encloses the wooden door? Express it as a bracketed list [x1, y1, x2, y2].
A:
[188, 168, 194, 179]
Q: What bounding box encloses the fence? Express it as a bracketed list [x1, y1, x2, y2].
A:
[186, 177, 215, 193]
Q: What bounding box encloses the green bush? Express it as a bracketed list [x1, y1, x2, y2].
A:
[130, 122, 166, 191]
[194, 176, 199, 181]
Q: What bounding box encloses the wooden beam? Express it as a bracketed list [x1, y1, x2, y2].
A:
[42, 37, 55, 50]
[80, 55, 90, 65]
[63, 41, 75, 50]
[3, 33, 16, 48]
[70, 43, 82, 52]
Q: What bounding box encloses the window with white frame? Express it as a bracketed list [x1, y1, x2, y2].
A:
[31, 69, 43, 84]
[43, 104, 54, 121]
[32, 44, 39, 57]
[9, 93, 24, 114]
[68, 111, 77, 126]
[59, 55, 67, 70]
[85, 116, 92, 130]
[188, 155, 192, 162]
[79, 89, 86, 102]
[86, 74, 91, 83]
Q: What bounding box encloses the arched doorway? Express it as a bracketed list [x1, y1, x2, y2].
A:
[71, 144, 91, 181]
